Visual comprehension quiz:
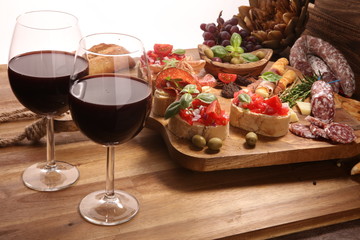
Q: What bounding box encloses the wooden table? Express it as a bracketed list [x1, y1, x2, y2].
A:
[0, 64, 360, 240]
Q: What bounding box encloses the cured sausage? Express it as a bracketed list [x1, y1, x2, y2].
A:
[290, 35, 355, 97]
[310, 80, 335, 123]
[309, 124, 328, 139]
[324, 123, 356, 144]
[289, 123, 316, 139]
[307, 54, 340, 93]
[304, 115, 328, 128]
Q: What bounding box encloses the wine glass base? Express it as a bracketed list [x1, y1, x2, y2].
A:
[22, 161, 79, 191]
[79, 190, 139, 226]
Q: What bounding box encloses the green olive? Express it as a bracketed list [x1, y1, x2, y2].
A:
[204, 48, 214, 59]
[207, 137, 223, 151]
[245, 132, 258, 147]
[230, 57, 241, 64]
[192, 135, 206, 148]
[255, 51, 265, 59]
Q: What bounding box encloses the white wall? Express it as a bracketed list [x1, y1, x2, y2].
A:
[0, 0, 248, 64]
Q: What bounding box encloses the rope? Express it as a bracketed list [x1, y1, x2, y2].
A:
[0, 108, 46, 147]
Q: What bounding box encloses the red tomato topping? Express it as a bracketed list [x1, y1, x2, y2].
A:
[218, 73, 237, 83]
[179, 99, 229, 126]
[233, 92, 289, 116]
[154, 44, 173, 56]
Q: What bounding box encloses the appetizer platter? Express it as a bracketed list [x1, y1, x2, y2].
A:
[144, 43, 360, 172]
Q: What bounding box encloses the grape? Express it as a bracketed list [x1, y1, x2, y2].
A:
[204, 40, 216, 47]
[229, 17, 239, 26]
[245, 43, 254, 52]
[206, 23, 216, 32]
[219, 31, 231, 40]
[207, 25, 217, 33]
[254, 44, 262, 50]
[203, 32, 215, 40]
[246, 36, 258, 43]
[239, 29, 249, 39]
[224, 24, 232, 32]
[200, 23, 207, 31]
[211, 57, 222, 63]
[230, 25, 240, 34]
[221, 40, 230, 47]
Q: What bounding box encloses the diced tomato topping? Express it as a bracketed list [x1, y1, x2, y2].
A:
[154, 44, 173, 57]
[218, 73, 237, 83]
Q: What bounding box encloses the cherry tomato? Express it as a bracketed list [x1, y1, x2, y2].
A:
[218, 73, 237, 83]
[154, 44, 173, 57]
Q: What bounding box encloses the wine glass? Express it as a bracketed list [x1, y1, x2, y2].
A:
[69, 33, 152, 225]
[7, 10, 88, 191]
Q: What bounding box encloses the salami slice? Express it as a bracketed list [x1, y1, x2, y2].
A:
[309, 124, 328, 139]
[289, 123, 316, 139]
[324, 123, 356, 144]
[305, 115, 328, 128]
[311, 80, 335, 123]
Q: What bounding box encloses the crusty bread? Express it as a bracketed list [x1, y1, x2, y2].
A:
[168, 114, 229, 141]
[152, 89, 176, 117]
[230, 103, 290, 137]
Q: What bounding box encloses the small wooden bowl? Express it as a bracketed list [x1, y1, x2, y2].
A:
[198, 44, 273, 76]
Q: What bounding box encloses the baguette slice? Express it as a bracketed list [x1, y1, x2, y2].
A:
[168, 114, 229, 141]
[152, 89, 176, 117]
[230, 103, 290, 137]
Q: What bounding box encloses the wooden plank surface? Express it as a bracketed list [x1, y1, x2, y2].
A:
[0, 64, 360, 239]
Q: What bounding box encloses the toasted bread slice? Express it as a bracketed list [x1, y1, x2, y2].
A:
[230, 103, 290, 137]
[152, 89, 176, 117]
[168, 114, 229, 141]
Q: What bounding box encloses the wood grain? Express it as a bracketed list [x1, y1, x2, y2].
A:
[1, 63, 360, 239]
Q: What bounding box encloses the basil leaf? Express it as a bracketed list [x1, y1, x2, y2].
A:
[230, 33, 242, 48]
[260, 71, 282, 82]
[172, 49, 185, 55]
[196, 93, 217, 104]
[211, 45, 228, 58]
[179, 93, 193, 109]
[164, 101, 181, 119]
[238, 93, 251, 103]
[181, 84, 200, 94]
[240, 53, 259, 62]
[225, 45, 235, 52]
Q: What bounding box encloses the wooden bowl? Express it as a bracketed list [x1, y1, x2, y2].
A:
[198, 44, 273, 76]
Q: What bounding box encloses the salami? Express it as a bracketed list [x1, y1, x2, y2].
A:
[307, 54, 340, 93]
[324, 123, 356, 144]
[289, 123, 316, 139]
[310, 80, 335, 123]
[290, 35, 355, 97]
[309, 124, 328, 139]
[305, 115, 328, 128]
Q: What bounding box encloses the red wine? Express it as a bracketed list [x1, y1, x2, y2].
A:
[69, 74, 152, 145]
[8, 51, 89, 115]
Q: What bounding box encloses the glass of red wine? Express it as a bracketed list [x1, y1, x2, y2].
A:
[7, 10, 88, 191]
[69, 33, 152, 225]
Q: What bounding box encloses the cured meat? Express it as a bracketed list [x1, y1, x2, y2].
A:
[304, 115, 328, 128]
[324, 123, 356, 144]
[310, 80, 335, 123]
[307, 54, 340, 93]
[289, 123, 316, 139]
[309, 124, 328, 139]
[290, 35, 355, 97]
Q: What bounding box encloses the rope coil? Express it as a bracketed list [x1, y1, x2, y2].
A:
[0, 108, 46, 147]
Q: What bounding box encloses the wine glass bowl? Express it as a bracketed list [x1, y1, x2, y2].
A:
[7, 10, 86, 191]
[69, 33, 152, 225]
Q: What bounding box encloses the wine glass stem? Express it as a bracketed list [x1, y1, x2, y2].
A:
[46, 116, 56, 168]
[105, 146, 115, 198]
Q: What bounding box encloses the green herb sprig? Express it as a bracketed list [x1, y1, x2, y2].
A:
[279, 74, 318, 108]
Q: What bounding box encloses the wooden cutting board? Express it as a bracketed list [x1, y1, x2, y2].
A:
[146, 60, 360, 172]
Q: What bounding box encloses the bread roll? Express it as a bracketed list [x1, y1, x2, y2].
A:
[230, 103, 290, 137]
[152, 90, 176, 117]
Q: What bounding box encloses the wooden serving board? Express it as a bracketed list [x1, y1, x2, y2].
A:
[146, 61, 360, 172]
